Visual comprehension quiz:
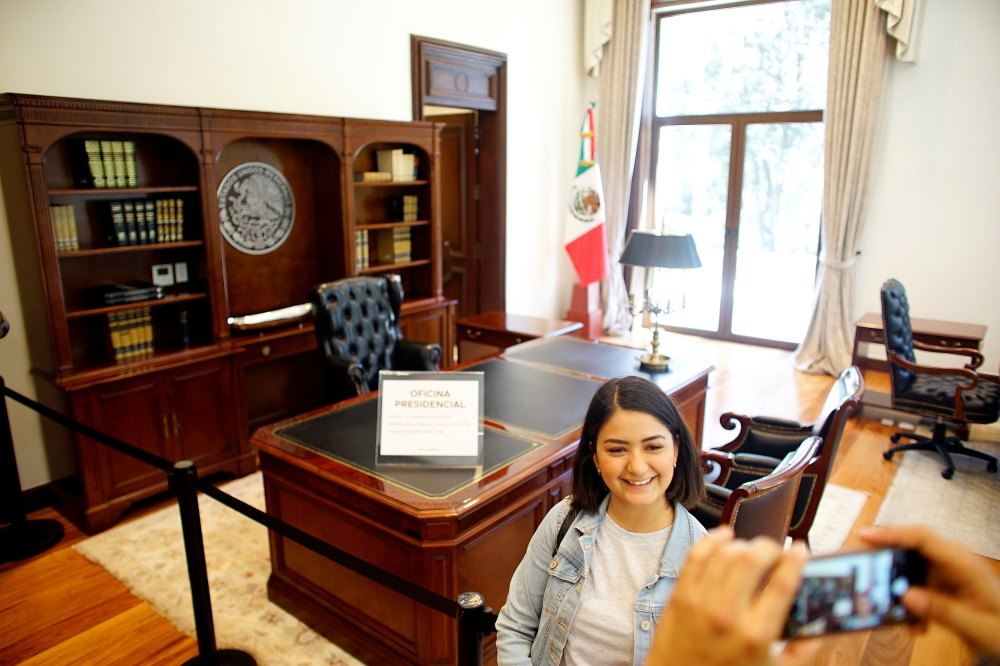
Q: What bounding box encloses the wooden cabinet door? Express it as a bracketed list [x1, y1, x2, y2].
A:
[398, 302, 456, 368]
[88, 375, 171, 499]
[167, 358, 238, 465]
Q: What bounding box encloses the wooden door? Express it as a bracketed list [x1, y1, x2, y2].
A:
[167, 358, 238, 465]
[411, 36, 507, 313]
[88, 374, 171, 499]
[437, 112, 479, 318]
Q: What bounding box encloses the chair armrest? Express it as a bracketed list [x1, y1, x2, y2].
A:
[717, 412, 812, 454]
[733, 453, 782, 472]
[324, 355, 369, 396]
[911, 340, 984, 370]
[701, 449, 735, 480]
[750, 416, 808, 431]
[887, 351, 981, 421]
[393, 339, 443, 371]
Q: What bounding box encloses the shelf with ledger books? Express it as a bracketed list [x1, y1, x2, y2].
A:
[353, 180, 429, 188]
[355, 220, 429, 230]
[357, 259, 431, 274]
[48, 185, 200, 196]
[65, 292, 209, 319]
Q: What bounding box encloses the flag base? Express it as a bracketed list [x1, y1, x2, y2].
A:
[566, 282, 603, 340]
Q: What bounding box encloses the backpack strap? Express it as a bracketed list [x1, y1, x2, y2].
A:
[552, 503, 581, 558]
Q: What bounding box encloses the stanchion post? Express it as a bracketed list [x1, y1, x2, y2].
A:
[172, 460, 256, 666]
[457, 591, 486, 666]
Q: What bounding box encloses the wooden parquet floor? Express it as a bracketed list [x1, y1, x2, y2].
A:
[0, 333, 994, 665]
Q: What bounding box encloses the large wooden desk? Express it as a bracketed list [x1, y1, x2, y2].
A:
[251, 338, 713, 665]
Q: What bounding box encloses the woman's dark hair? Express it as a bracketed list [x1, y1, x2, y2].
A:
[571, 375, 705, 512]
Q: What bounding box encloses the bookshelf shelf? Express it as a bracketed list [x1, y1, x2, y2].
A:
[352, 180, 429, 187]
[65, 292, 208, 319]
[358, 259, 431, 274]
[66, 343, 222, 386]
[355, 220, 430, 231]
[48, 185, 200, 197]
[58, 240, 204, 258]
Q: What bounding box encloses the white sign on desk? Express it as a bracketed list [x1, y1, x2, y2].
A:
[376, 371, 485, 466]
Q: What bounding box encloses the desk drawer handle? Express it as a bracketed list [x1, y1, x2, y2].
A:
[261, 345, 271, 357]
[466, 329, 481, 340]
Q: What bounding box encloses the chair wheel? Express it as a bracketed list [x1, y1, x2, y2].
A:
[883, 451, 894, 461]
[988, 461, 998, 473]
[890, 434, 902, 444]
[941, 468, 954, 480]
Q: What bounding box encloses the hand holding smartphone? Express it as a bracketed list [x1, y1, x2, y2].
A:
[783, 547, 928, 639]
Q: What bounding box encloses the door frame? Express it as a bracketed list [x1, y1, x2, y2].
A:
[411, 35, 507, 313]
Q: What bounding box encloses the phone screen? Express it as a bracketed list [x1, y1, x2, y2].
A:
[783, 548, 927, 639]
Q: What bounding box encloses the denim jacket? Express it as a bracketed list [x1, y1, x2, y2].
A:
[496, 496, 706, 666]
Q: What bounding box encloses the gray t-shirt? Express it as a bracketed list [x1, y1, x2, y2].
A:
[561, 514, 672, 666]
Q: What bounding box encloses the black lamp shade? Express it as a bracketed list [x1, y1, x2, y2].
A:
[619, 231, 702, 269]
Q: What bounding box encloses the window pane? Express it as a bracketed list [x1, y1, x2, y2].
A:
[656, 0, 831, 117]
[731, 122, 824, 343]
[650, 124, 731, 333]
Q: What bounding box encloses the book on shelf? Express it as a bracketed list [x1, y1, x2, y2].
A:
[375, 228, 411, 265]
[48, 205, 79, 252]
[86, 281, 164, 307]
[66, 140, 107, 188]
[135, 203, 148, 244]
[100, 141, 116, 189]
[123, 202, 139, 245]
[145, 200, 157, 243]
[375, 149, 416, 183]
[389, 195, 419, 222]
[354, 230, 371, 271]
[355, 171, 393, 182]
[123, 141, 137, 188]
[104, 201, 127, 246]
[110, 141, 127, 188]
[176, 199, 184, 241]
[108, 306, 154, 362]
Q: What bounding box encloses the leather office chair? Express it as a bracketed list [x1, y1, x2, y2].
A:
[311, 275, 442, 402]
[692, 437, 821, 542]
[880, 279, 999, 479]
[705, 366, 863, 545]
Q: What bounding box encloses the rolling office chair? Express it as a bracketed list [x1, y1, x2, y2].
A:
[310, 275, 442, 403]
[705, 366, 863, 545]
[880, 279, 999, 479]
[692, 437, 821, 542]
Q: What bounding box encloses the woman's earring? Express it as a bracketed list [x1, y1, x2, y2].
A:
[673, 462, 677, 468]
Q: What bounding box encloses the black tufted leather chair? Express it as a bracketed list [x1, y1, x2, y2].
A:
[880, 279, 999, 479]
[310, 275, 442, 403]
[691, 437, 820, 542]
[697, 366, 863, 546]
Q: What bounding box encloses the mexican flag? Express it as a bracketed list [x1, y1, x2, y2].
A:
[564, 102, 608, 287]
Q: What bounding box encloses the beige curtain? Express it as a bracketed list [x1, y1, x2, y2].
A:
[875, 0, 925, 62]
[793, 0, 888, 375]
[597, 0, 651, 335]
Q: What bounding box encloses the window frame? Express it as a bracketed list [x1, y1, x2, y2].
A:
[643, 2, 826, 350]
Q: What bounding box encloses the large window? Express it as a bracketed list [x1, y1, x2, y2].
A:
[648, 0, 831, 346]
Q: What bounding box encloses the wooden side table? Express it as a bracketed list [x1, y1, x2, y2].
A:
[455, 311, 583, 363]
[852, 313, 987, 373]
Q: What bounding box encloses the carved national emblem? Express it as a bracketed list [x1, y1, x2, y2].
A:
[569, 185, 602, 222]
[217, 162, 295, 255]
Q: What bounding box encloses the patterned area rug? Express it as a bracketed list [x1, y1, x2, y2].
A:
[808, 483, 870, 555]
[74, 473, 364, 666]
[74, 474, 869, 664]
[875, 440, 1000, 560]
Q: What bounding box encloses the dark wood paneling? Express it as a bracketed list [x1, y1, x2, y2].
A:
[168, 358, 236, 464]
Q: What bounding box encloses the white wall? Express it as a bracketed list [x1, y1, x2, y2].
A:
[0, 0, 589, 488]
[856, 0, 1000, 369]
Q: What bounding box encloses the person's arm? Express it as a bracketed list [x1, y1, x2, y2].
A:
[861, 525, 1000, 659]
[495, 499, 568, 666]
[644, 528, 818, 666]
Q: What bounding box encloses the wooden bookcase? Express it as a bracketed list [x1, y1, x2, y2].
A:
[0, 94, 456, 531]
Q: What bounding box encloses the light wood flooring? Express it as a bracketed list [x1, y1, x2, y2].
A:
[1, 332, 995, 665]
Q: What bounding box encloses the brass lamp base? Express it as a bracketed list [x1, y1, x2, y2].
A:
[638, 353, 670, 373]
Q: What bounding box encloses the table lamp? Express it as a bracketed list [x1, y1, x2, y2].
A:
[620, 231, 701, 372]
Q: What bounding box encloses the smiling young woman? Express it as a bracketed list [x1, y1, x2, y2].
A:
[496, 376, 707, 666]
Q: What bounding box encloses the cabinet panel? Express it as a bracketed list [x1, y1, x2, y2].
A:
[169, 359, 238, 464]
[398, 301, 456, 368]
[88, 376, 170, 497]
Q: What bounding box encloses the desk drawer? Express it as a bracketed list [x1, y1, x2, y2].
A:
[856, 328, 979, 350]
[240, 330, 317, 366]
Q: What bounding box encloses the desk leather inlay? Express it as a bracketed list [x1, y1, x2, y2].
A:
[464, 358, 601, 438]
[275, 399, 541, 498]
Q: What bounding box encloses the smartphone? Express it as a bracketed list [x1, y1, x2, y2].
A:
[783, 547, 928, 639]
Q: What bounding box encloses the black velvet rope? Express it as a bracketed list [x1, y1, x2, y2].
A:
[3, 385, 173, 472]
[4, 383, 465, 619]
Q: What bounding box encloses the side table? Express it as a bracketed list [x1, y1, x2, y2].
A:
[455, 311, 583, 363]
[852, 313, 986, 373]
